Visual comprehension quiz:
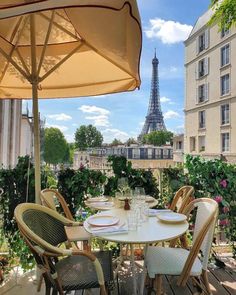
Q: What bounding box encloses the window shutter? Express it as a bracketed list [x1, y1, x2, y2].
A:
[196, 36, 199, 54]
[205, 29, 209, 49]
[195, 62, 198, 79]
[205, 83, 209, 101]
[204, 57, 209, 75]
[196, 87, 199, 104]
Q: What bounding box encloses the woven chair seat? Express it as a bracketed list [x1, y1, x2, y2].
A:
[55, 251, 113, 291]
[146, 246, 202, 279]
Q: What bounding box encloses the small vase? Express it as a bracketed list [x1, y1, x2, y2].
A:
[124, 198, 130, 210]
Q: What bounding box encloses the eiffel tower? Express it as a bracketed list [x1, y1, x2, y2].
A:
[139, 50, 166, 140]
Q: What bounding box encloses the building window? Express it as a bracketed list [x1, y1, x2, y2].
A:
[221, 133, 229, 152]
[190, 137, 196, 152]
[221, 74, 230, 96]
[198, 58, 208, 78]
[197, 84, 208, 103]
[176, 141, 182, 150]
[221, 27, 229, 38]
[199, 110, 206, 129]
[221, 104, 230, 125]
[198, 136, 205, 152]
[197, 30, 209, 53]
[221, 44, 230, 67]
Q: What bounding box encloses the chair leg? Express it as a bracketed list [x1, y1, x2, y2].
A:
[201, 270, 212, 294]
[155, 274, 162, 295]
[100, 284, 107, 295]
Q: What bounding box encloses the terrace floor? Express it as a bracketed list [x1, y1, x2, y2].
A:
[1, 255, 235, 295]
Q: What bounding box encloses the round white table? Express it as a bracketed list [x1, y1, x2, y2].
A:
[85, 196, 159, 211]
[84, 209, 188, 294]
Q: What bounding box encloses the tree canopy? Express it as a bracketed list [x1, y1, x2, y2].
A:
[43, 127, 68, 165]
[209, 0, 236, 30]
[75, 125, 103, 150]
[142, 130, 173, 146]
[126, 138, 137, 146]
[111, 138, 123, 146]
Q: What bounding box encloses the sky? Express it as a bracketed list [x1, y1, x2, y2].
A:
[23, 0, 210, 143]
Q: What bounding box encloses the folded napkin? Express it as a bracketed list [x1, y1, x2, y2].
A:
[147, 209, 172, 217]
[86, 221, 128, 236]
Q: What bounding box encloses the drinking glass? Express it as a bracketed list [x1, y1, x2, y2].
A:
[127, 212, 137, 231]
[117, 177, 129, 195]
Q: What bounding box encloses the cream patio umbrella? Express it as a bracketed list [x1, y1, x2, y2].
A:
[0, 0, 142, 203]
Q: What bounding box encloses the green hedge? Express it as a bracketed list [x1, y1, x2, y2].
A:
[163, 154, 236, 256]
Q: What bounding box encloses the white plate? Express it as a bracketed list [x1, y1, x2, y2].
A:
[87, 215, 119, 227]
[86, 197, 108, 202]
[157, 212, 187, 223]
[147, 209, 172, 216]
[145, 196, 154, 202]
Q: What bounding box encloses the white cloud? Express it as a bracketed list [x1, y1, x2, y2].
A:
[145, 18, 192, 44]
[45, 123, 68, 132]
[102, 128, 129, 143]
[79, 105, 110, 127]
[47, 113, 72, 121]
[170, 66, 178, 72]
[64, 134, 74, 143]
[160, 96, 171, 103]
[79, 105, 110, 116]
[85, 115, 109, 127]
[160, 96, 175, 105]
[164, 110, 180, 119]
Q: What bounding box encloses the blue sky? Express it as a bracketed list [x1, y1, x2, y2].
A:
[23, 0, 210, 143]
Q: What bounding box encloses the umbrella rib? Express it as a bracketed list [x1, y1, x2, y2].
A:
[39, 42, 84, 82]
[15, 48, 31, 76]
[39, 12, 80, 41]
[37, 10, 55, 76]
[0, 16, 30, 83]
[0, 47, 29, 81]
[83, 40, 135, 80]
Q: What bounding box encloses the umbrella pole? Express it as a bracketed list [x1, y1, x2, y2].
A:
[30, 14, 41, 204]
[32, 82, 41, 204]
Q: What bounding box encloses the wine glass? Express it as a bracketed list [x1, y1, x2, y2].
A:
[117, 177, 129, 195]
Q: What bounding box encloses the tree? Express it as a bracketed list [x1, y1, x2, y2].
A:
[43, 127, 68, 166]
[142, 130, 173, 146]
[75, 125, 103, 150]
[111, 138, 123, 146]
[126, 138, 137, 146]
[209, 0, 236, 30]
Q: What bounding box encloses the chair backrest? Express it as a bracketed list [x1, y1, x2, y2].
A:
[14, 203, 73, 255]
[179, 198, 218, 285]
[40, 188, 74, 221]
[170, 186, 194, 213]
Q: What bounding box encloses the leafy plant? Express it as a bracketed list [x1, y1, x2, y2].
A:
[0, 156, 55, 272]
[163, 154, 236, 256]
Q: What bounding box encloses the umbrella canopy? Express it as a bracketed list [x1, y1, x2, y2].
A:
[0, 0, 142, 202]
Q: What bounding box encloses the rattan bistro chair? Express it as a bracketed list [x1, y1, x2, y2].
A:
[40, 189, 74, 221]
[146, 198, 218, 295]
[40, 189, 91, 250]
[14, 203, 113, 295]
[169, 185, 194, 213]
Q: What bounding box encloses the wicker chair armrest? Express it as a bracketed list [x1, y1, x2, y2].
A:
[69, 221, 84, 226]
[71, 249, 97, 261]
[71, 249, 105, 285]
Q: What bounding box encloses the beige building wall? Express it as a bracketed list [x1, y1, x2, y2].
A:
[20, 115, 33, 157]
[185, 9, 236, 162]
[0, 100, 22, 168]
